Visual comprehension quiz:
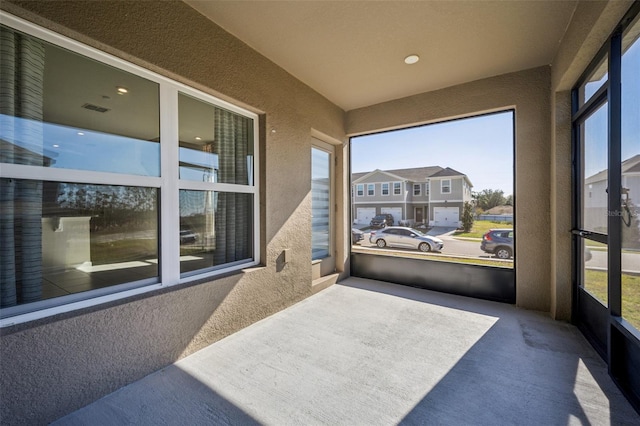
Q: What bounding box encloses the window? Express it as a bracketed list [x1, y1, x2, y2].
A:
[311, 147, 331, 260]
[367, 184, 375, 196]
[381, 182, 389, 195]
[441, 179, 451, 194]
[0, 16, 259, 321]
[393, 182, 402, 195]
[356, 184, 364, 196]
[413, 184, 421, 196]
[178, 94, 255, 276]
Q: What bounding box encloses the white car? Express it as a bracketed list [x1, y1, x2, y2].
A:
[369, 226, 444, 252]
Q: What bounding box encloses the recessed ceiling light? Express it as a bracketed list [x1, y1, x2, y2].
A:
[77, 132, 85, 136]
[404, 54, 420, 65]
[116, 86, 128, 94]
[195, 136, 202, 141]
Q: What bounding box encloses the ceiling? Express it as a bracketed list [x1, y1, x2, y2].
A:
[185, 0, 578, 111]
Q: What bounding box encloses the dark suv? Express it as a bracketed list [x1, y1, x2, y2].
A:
[370, 214, 394, 228]
[480, 229, 513, 259]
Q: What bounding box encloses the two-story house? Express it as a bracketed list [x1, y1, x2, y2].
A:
[352, 166, 473, 227]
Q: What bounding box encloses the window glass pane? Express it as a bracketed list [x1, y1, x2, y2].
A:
[351, 111, 514, 269]
[0, 26, 160, 176]
[582, 102, 608, 233]
[179, 190, 253, 274]
[0, 178, 158, 308]
[179, 93, 254, 185]
[622, 14, 640, 329]
[579, 54, 608, 106]
[582, 239, 608, 306]
[311, 148, 330, 260]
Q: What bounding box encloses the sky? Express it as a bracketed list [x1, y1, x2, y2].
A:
[584, 31, 640, 179]
[351, 111, 514, 194]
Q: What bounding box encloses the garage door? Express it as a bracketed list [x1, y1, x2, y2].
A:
[433, 207, 459, 227]
[381, 207, 402, 225]
[356, 207, 376, 225]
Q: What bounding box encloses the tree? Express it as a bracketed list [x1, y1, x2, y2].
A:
[461, 201, 474, 232]
[473, 189, 506, 211]
[505, 194, 514, 206]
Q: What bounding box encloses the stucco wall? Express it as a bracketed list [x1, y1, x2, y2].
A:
[347, 67, 551, 312]
[0, 1, 346, 424]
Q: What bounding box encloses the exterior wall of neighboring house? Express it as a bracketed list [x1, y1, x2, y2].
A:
[584, 179, 608, 231]
[0, 2, 347, 424]
[429, 177, 465, 202]
[353, 174, 469, 226]
[626, 175, 640, 208]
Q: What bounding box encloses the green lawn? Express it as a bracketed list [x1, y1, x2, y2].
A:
[583, 269, 640, 329]
[454, 220, 513, 239]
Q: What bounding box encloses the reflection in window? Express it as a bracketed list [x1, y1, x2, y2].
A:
[179, 191, 253, 274]
[312, 148, 331, 261]
[178, 93, 254, 185]
[621, 14, 640, 330]
[0, 25, 160, 176]
[0, 179, 158, 308]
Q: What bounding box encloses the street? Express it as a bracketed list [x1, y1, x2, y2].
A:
[356, 228, 504, 261]
[354, 228, 640, 274]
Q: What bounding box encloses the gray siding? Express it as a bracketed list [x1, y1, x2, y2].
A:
[430, 177, 464, 201]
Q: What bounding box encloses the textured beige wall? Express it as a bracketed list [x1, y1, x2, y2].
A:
[347, 67, 552, 312]
[0, 1, 346, 424]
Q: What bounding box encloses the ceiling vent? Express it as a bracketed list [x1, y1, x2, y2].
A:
[81, 103, 110, 113]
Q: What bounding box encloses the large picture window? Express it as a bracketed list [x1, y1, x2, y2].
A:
[0, 15, 259, 322]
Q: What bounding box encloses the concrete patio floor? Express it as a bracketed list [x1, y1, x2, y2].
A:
[55, 278, 639, 425]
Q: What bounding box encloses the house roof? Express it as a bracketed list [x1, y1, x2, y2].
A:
[352, 166, 473, 187]
[627, 162, 640, 173]
[586, 154, 640, 183]
[623, 154, 640, 173]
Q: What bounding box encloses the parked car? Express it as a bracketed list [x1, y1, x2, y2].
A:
[370, 214, 394, 228]
[352, 228, 365, 244]
[180, 229, 197, 244]
[369, 226, 443, 252]
[480, 229, 513, 259]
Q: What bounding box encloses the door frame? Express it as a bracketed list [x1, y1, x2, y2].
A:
[571, 2, 640, 412]
[311, 136, 337, 280]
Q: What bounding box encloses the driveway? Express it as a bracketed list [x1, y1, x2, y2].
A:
[426, 226, 457, 237]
